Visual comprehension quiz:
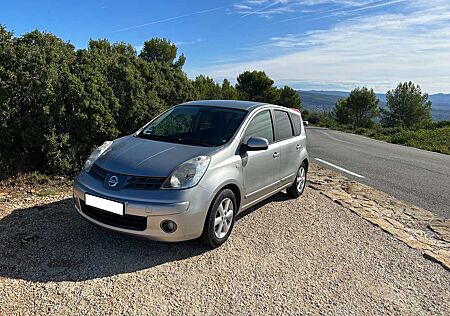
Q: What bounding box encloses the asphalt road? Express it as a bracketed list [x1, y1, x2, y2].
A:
[306, 127, 450, 218]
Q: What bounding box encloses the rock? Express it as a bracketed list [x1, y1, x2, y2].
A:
[404, 207, 435, 221]
[429, 220, 450, 243]
[423, 250, 450, 271]
[308, 163, 448, 268]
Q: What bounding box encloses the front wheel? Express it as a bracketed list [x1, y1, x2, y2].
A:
[287, 162, 307, 198]
[200, 189, 236, 248]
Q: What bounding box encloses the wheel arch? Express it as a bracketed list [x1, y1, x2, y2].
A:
[303, 158, 309, 172]
[220, 183, 242, 211]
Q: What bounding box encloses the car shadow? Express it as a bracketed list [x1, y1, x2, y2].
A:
[237, 192, 291, 220]
[0, 193, 290, 283]
[0, 198, 211, 282]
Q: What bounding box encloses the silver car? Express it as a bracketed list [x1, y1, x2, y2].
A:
[73, 100, 309, 247]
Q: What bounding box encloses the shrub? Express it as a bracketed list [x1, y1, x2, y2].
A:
[0, 26, 196, 177]
[390, 127, 450, 154]
[433, 121, 450, 129]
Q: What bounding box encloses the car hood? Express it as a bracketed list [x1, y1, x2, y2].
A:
[95, 136, 219, 177]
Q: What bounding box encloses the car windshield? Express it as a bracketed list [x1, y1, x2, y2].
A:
[138, 105, 248, 147]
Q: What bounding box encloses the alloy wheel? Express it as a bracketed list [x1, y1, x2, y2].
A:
[297, 166, 306, 192]
[214, 198, 234, 239]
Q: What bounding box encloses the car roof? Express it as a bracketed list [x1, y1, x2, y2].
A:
[179, 100, 267, 111]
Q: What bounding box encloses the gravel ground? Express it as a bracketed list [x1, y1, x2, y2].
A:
[0, 187, 449, 315]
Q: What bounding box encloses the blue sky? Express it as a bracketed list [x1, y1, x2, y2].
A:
[1, 0, 450, 93]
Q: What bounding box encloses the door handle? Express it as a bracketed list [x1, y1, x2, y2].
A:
[296, 144, 301, 150]
[273, 152, 280, 158]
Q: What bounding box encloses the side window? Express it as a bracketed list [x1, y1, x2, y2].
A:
[243, 110, 274, 143]
[290, 112, 302, 136]
[274, 110, 294, 141]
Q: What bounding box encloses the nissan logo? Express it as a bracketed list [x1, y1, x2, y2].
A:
[108, 175, 119, 187]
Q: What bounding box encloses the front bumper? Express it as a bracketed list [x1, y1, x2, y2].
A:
[73, 170, 213, 242]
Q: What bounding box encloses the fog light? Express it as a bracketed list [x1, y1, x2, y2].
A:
[160, 220, 177, 233]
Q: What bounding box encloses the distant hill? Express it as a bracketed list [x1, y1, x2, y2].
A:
[298, 90, 450, 121]
[297, 91, 343, 112]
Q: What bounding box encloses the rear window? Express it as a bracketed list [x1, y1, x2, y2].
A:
[274, 110, 294, 141]
[290, 112, 302, 136]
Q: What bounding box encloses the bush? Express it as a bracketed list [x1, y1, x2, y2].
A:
[0, 26, 196, 177]
[308, 112, 337, 127]
[389, 127, 450, 154]
[432, 120, 450, 129]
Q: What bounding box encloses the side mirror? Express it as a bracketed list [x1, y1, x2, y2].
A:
[303, 120, 309, 126]
[243, 137, 269, 151]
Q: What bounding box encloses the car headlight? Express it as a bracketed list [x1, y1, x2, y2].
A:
[163, 156, 211, 189]
[83, 141, 113, 173]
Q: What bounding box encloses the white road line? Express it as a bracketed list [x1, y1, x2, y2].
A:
[314, 158, 365, 178]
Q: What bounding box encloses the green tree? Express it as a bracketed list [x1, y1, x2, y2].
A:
[5, 30, 81, 172]
[278, 86, 301, 109]
[236, 70, 275, 102]
[221, 79, 238, 100]
[333, 87, 379, 127]
[148, 61, 196, 106]
[0, 26, 17, 172]
[0, 26, 197, 175]
[139, 38, 185, 68]
[173, 53, 186, 69]
[381, 82, 432, 129]
[193, 75, 222, 100]
[91, 40, 164, 134]
[347, 87, 379, 127]
[333, 99, 351, 125]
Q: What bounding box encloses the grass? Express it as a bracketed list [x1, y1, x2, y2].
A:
[0, 172, 73, 197]
[313, 123, 450, 155]
[36, 190, 63, 197]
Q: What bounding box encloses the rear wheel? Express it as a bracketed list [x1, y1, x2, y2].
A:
[200, 189, 236, 248]
[287, 162, 307, 198]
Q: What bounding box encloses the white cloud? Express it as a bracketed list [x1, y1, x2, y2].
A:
[174, 38, 203, 46]
[232, 0, 380, 18]
[195, 1, 450, 93]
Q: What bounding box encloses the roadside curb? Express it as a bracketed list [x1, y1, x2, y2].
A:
[308, 163, 450, 271]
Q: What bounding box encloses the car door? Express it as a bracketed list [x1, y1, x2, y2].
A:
[273, 109, 300, 185]
[241, 109, 281, 203]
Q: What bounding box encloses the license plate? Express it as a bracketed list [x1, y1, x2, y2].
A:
[85, 194, 124, 216]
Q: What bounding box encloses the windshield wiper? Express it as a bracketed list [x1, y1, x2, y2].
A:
[139, 134, 182, 143]
[139, 134, 214, 147]
[180, 137, 215, 147]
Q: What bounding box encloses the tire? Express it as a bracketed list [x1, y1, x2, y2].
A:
[200, 189, 236, 248]
[287, 162, 307, 198]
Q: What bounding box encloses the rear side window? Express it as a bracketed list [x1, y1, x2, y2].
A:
[290, 113, 302, 136]
[274, 110, 294, 141]
[243, 110, 274, 143]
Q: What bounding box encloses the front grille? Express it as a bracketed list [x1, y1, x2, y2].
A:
[81, 201, 147, 231]
[89, 164, 165, 190]
[126, 176, 165, 189]
[90, 164, 108, 181]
